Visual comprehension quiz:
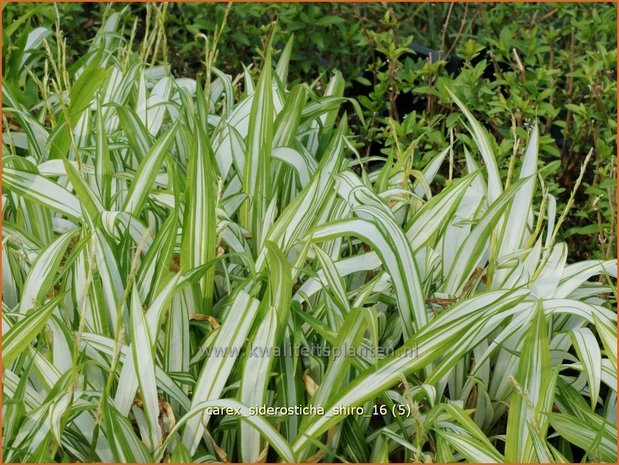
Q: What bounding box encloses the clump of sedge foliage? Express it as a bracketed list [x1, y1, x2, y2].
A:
[2, 11, 617, 464]
[4, 2, 614, 261]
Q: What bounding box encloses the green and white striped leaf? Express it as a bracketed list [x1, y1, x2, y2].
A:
[569, 327, 602, 409]
[4, 168, 82, 222]
[181, 290, 261, 454]
[123, 122, 178, 216]
[18, 229, 79, 314]
[4, 294, 64, 365]
[129, 288, 161, 450]
[505, 301, 555, 462]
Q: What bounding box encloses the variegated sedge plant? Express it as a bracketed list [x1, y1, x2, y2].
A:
[2, 13, 617, 464]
